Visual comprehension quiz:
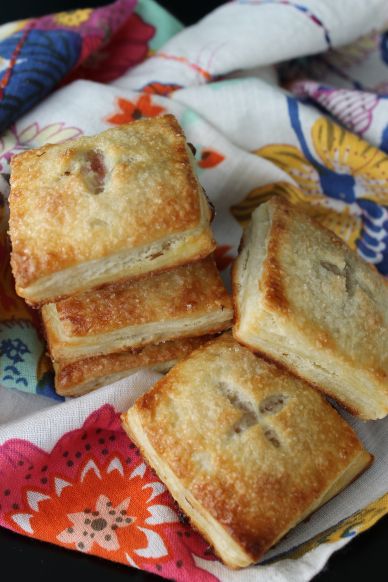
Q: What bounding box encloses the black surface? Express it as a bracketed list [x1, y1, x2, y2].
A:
[1, 0, 387, 580]
[0, 0, 218, 25]
[0, 513, 387, 580]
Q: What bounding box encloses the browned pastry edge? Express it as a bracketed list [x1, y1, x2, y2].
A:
[55, 334, 217, 396]
[121, 334, 372, 567]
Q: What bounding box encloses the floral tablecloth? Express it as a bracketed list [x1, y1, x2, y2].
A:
[0, 1, 387, 581]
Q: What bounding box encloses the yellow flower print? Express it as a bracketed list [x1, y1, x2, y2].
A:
[257, 144, 324, 203]
[287, 492, 388, 561]
[231, 181, 362, 248]
[54, 9, 92, 28]
[312, 117, 388, 206]
[0, 20, 29, 42]
[324, 30, 380, 70]
[230, 116, 388, 254]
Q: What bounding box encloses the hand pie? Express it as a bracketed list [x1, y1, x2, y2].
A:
[42, 257, 233, 362]
[122, 333, 372, 568]
[9, 115, 215, 305]
[233, 197, 388, 420]
[54, 335, 211, 397]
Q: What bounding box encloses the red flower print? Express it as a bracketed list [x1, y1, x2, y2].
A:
[37, 1, 138, 71]
[198, 149, 224, 169]
[69, 13, 155, 84]
[0, 405, 217, 581]
[214, 245, 235, 271]
[107, 94, 165, 125]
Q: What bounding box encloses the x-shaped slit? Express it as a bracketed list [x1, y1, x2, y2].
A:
[217, 382, 287, 448]
[320, 259, 374, 300]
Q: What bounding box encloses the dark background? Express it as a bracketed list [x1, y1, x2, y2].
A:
[0, 1, 387, 580]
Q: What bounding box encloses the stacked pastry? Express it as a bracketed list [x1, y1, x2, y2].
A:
[9, 115, 233, 396]
[122, 198, 387, 568]
[9, 116, 388, 568]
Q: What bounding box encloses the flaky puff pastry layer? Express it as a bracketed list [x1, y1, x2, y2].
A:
[122, 333, 372, 569]
[233, 197, 388, 420]
[54, 335, 212, 397]
[42, 256, 233, 362]
[9, 115, 215, 305]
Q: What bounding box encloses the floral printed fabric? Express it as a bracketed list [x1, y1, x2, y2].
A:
[1, 1, 388, 581]
[0, 1, 135, 133]
[0, 403, 216, 579]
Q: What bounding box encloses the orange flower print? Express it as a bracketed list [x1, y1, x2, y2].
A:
[0, 405, 216, 580]
[142, 82, 182, 96]
[10, 447, 178, 566]
[106, 94, 165, 125]
[198, 149, 224, 169]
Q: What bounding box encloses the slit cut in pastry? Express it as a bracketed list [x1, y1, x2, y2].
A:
[42, 256, 233, 362]
[54, 335, 212, 397]
[9, 114, 215, 305]
[232, 197, 388, 420]
[122, 333, 372, 569]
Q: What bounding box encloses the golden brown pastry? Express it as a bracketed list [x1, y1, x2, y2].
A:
[55, 335, 211, 397]
[122, 333, 372, 568]
[233, 197, 388, 420]
[42, 256, 233, 362]
[9, 115, 215, 305]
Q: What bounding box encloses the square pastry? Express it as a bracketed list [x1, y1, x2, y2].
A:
[122, 333, 372, 568]
[54, 335, 211, 397]
[42, 256, 233, 361]
[9, 115, 215, 304]
[233, 197, 388, 420]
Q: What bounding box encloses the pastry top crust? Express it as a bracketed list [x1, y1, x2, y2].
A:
[131, 333, 367, 560]
[43, 257, 232, 337]
[10, 115, 208, 289]
[55, 335, 211, 391]
[256, 197, 388, 383]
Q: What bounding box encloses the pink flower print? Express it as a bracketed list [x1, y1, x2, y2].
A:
[292, 81, 378, 136]
[68, 13, 155, 84]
